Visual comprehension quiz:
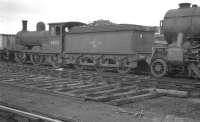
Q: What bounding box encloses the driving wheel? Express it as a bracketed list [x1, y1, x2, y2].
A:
[150, 58, 167, 78]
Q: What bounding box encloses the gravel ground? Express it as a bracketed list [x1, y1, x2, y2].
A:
[1, 61, 200, 121]
[1, 82, 200, 122]
[121, 96, 200, 121]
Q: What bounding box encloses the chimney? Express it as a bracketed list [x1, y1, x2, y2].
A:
[192, 4, 198, 8]
[22, 20, 27, 31]
[179, 3, 191, 9]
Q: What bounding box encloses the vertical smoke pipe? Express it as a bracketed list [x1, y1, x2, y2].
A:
[177, 32, 184, 47]
[22, 20, 27, 31]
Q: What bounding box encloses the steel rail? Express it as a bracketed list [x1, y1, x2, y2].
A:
[0, 104, 63, 122]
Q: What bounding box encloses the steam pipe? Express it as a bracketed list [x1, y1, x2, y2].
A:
[177, 32, 184, 47]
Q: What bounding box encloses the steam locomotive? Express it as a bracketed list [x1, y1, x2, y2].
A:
[1, 20, 155, 74]
[0, 3, 200, 78]
[150, 3, 200, 78]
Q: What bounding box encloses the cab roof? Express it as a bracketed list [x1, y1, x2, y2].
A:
[48, 21, 86, 29]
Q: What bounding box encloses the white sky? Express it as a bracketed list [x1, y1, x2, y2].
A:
[0, 0, 199, 34]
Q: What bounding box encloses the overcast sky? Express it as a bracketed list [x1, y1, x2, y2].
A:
[0, 0, 199, 34]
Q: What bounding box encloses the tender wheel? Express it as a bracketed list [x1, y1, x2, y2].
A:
[1, 53, 7, 60]
[118, 66, 131, 74]
[74, 57, 83, 70]
[74, 64, 84, 70]
[30, 54, 44, 65]
[2, 49, 9, 60]
[188, 63, 200, 79]
[117, 59, 131, 74]
[150, 58, 167, 78]
[95, 66, 105, 72]
[95, 58, 105, 72]
[14, 52, 26, 64]
[48, 55, 62, 68]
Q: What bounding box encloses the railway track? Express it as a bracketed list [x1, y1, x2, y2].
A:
[0, 61, 199, 106]
[0, 71, 159, 106]
[0, 104, 65, 122]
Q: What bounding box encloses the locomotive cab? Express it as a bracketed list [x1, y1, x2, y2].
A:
[49, 22, 86, 52]
[49, 24, 62, 36]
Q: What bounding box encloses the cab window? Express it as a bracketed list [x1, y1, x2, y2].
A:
[50, 27, 55, 36]
[65, 27, 69, 32]
[55, 26, 61, 35]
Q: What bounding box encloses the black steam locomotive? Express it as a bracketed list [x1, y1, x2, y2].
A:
[150, 3, 200, 78]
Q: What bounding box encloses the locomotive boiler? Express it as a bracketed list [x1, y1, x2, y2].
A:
[150, 3, 200, 78]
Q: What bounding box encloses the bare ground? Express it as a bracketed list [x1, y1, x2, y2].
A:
[121, 96, 200, 121]
[0, 82, 200, 122]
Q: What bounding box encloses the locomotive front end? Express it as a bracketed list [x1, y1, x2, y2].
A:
[150, 3, 200, 78]
[16, 20, 49, 50]
[13, 20, 64, 66]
